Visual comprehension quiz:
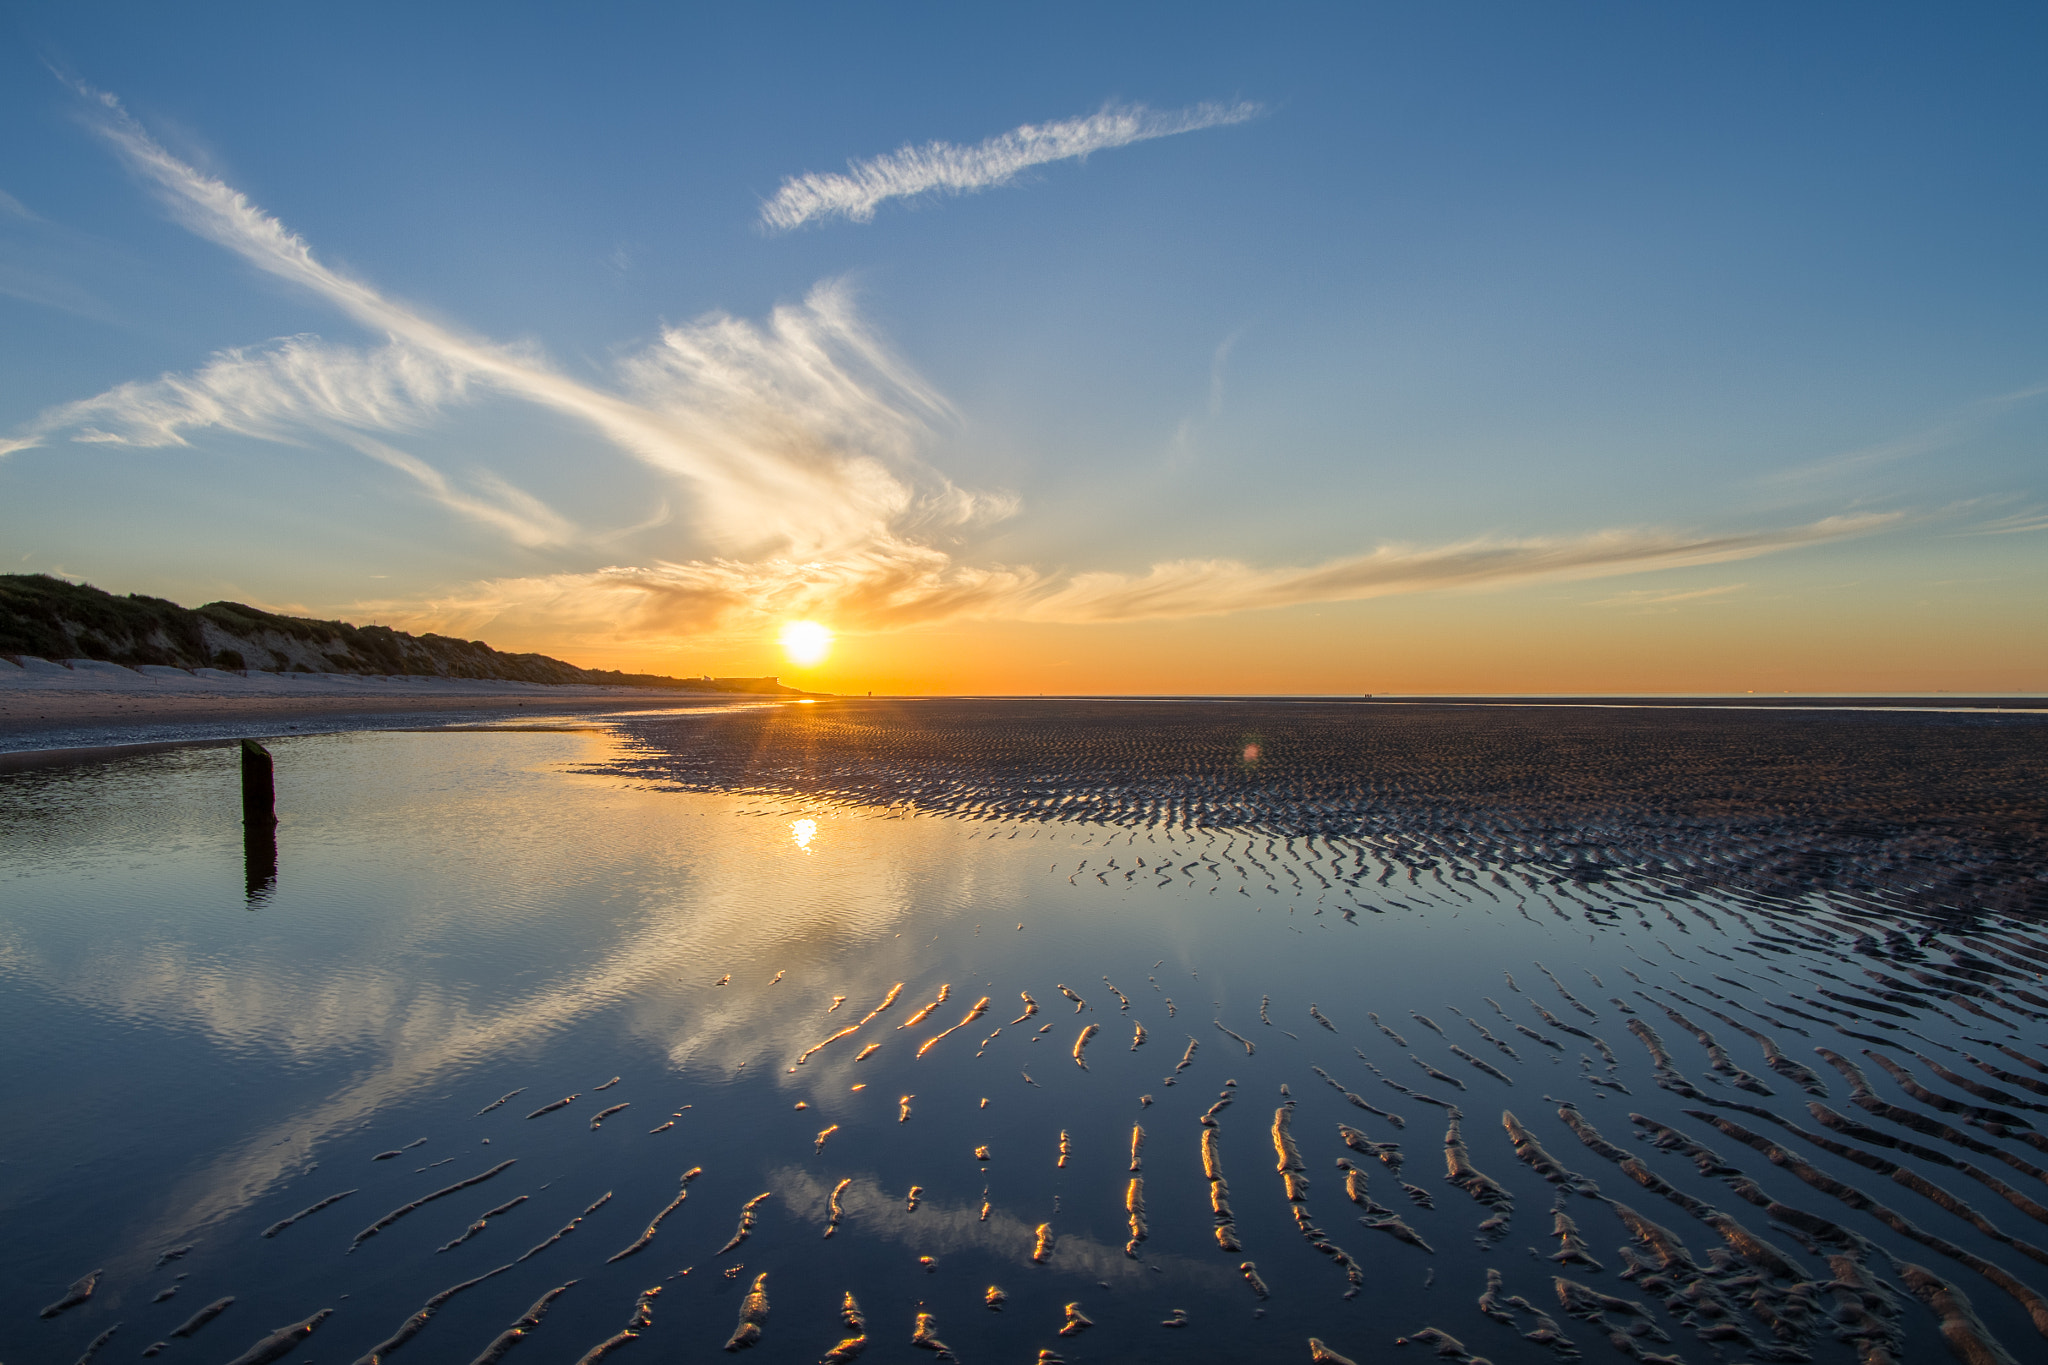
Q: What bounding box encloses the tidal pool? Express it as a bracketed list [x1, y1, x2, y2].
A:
[5, 705, 2048, 1364]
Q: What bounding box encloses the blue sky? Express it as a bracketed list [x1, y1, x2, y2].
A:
[3, 3, 2043, 691]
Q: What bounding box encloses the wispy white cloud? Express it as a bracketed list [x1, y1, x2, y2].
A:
[1971, 507, 2048, 536]
[11, 84, 1917, 661]
[1769, 377, 2048, 486]
[1026, 518, 1887, 624]
[760, 99, 1262, 231]
[11, 84, 1004, 562]
[343, 435, 574, 548]
[359, 514, 1896, 657]
[8, 333, 466, 451]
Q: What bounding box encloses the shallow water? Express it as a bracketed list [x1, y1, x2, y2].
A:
[5, 708, 2048, 1364]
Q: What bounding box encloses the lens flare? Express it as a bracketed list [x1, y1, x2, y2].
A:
[780, 621, 832, 667]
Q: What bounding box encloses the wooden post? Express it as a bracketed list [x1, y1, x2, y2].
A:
[240, 738, 276, 821]
[241, 738, 277, 902]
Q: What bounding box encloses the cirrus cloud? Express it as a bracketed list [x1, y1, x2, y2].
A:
[760, 99, 1263, 231]
[8, 83, 1910, 663]
[354, 512, 1900, 657]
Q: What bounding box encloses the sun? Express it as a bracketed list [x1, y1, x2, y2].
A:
[779, 620, 833, 667]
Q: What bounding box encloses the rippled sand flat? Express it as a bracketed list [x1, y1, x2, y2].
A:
[597, 699, 2048, 921]
[2, 702, 2045, 1364]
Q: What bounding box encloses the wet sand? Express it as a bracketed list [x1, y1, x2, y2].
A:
[0, 670, 764, 771]
[594, 698, 2048, 921]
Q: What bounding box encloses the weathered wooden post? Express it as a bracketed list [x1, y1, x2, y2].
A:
[242, 738, 278, 902]
[240, 738, 275, 819]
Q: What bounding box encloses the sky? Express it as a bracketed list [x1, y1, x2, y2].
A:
[1, 2, 2043, 694]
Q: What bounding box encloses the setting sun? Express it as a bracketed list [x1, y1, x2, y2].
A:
[779, 620, 833, 667]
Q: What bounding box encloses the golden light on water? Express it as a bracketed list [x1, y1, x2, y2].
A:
[791, 817, 817, 852]
[780, 620, 833, 667]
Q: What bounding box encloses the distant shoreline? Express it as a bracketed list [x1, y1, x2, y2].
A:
[1362, 693, 2047, 711]
[0, 662, 783, 768]
[919, 693, 2047, 711]
[7, 678, 2043, 776]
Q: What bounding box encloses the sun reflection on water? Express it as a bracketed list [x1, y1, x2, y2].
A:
[791, 816, 817, 852]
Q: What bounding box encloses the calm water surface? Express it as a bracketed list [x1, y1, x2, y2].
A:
[4, 719, 2046, 1364]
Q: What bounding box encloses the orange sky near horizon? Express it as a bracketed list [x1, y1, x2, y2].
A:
[511, 544, 2047, 697]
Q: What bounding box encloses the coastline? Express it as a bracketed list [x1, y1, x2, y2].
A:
[0, 662, 781, 770]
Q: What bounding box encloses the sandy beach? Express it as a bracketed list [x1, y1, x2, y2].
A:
[0, 656, 770, 769]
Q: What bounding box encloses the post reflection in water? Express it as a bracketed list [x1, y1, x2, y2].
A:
[2, 713, 2045, 1365]
[242, 814, 278, 904]
[240, 737, 279, 904]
